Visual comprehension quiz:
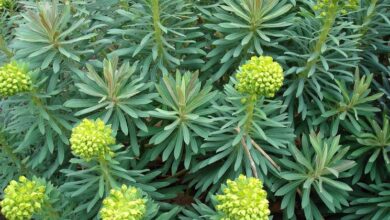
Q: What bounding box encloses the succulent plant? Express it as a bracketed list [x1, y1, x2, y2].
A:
[0, 0, 388, 219]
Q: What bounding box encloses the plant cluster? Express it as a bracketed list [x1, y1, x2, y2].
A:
[0, 0, 389, 219]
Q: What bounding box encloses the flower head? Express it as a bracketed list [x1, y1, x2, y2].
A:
[314, 0, 358, 16]
[100, 185, 147, 220]
[70, 118, 115, 161]
[0, 61, 32, 97]
[235, 56, 283, 98]
[0, 176, 46, 220]
[215, 175, 270, 220]
[0, 0, 10, 9]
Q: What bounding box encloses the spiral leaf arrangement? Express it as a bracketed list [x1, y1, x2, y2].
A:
[0, 0, 388, 219]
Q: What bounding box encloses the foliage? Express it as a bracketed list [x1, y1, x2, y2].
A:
[0, 0, 389, 219]
[343, 182, 390, 220]
[140, 71, 218, 173]
[348, 116, 390, 183]
[187, 79, 294, 196]
[108, 0, 203, 79]
[12, 1, 96, 73]
[274, 133, 356, 220]
[200, 0, 294, 80]
[65, 56, 156, 156]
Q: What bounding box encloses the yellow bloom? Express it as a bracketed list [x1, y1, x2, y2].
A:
[314, 0, 359, 16]
[0, 0, 7, 9]
[236, 56, 283, 98]
[70, 118, 115, 161]
[100, 185, 147, 220]
[0, 61, 32, 97]
[216, 175, 270, 220]
[0, 176, 46, 220]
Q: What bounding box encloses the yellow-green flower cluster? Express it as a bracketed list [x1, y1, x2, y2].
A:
[70, 118, 115, 161]
[0, 176, 46, 220]
[0, 61, 32, 97]
[235, 56, 283, 98]
[314, 0, 359, 16]
[100, 185, 147, 220]
[0, 0, 9, 9]
[215, 175, 270, 220]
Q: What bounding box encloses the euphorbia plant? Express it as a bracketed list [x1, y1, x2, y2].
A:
[187, 56, 294, 196]
[61, 118, 155, 217]
[180, 174, 271, 220]
[99, 184, 158, 220]
[0, 61, 31, 97]
[1, 176, 62, 220]
[0, 0, 388, 219]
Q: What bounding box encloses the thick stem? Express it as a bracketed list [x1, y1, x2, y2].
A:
[241, 136, 258, 178]
[151, 0, 164, 59]
[240, 95, 282, 174]
[235, 127, 258, 178]
[241, 95, 260, 178]
[42, 202, 60, 220]
[0, 36, 13, 59]
[1, 142, 29, 175]
[99, 157, 112, 194]
[31, 91, 67, 134]
[244, 94, 257, 134]
[298, 7, 338, 78]
[358, 0, 378, 47]
[251, 139, 281, 171]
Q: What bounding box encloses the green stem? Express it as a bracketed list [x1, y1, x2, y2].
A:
[42, 202, 60, 220]
[358, 0, 378, 47]
[241, 136, 258, 178]
[0, 132, 30, 175]
[99, 157, 112, 194]
[31, 91, 67, 133]
[119, 0, 129, 10]
[1, 142, 29, 175]
[0, 35, 13, 59]
[151, 0, 164, 59]
[234, 127, 258, 178]
[244, 94, 257, 134]
[298, 7, 338, 78]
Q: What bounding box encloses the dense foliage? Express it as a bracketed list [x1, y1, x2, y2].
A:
[0, 0, 389, 219]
